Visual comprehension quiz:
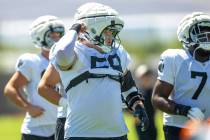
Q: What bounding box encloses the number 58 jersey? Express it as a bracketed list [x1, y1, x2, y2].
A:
[50, 42, 131, 138]
[158, 49, 210, 128]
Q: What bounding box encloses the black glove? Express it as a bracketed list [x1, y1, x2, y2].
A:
[70, 23, 81, 34]
[174, 103, 191, 116]
[134, 105, 150, 132]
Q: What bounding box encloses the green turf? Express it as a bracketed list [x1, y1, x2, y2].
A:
[0, 112, 164, 140]
[155, 111, 164, 140]
[124, 112, 139, 140]
[0, 115, 22, 140]
[124, 111, 164, 140]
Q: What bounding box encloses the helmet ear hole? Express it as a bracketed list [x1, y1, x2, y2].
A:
[41, 41, 47, 46]
[94, 35, 101, 44]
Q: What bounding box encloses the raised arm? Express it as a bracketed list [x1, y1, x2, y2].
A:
[54, 24, 81, 70]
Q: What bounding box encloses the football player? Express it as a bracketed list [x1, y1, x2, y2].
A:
[38, 2, 149, 140]
[152, 12, 210, 140]
[4, 15, 65, 140]
[134, 65, 157, 140]
[38, 61, 67, 140]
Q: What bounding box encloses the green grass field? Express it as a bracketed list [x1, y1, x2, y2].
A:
[0, 112, 164, 140]
[0, 114, 22, 140]
[125, 111, 164, 140]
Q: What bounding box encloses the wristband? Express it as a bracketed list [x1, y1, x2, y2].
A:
[58, 97, 68, 107]
[174, 103, 191, 116]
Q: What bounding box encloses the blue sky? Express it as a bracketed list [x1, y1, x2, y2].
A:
[0, 0, 210, 20]
[1, 0, 210, 46]
[0, 0, 210, 71]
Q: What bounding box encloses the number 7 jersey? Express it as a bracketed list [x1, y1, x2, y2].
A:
[158, 49, 210, 128]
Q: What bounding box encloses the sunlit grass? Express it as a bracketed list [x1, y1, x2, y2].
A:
[155, 111, 164, 140]
[124, 112, 139, 140]
[0, 115, 22, 140]
[124, 110, 164, 140]
[0, 112, 164, 140]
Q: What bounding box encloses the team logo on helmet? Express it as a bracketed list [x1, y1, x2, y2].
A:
[158, 59, 164, 73]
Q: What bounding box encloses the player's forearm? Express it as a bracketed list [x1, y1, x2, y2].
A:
[152, 94, 191, 117]
[38, 84, 61, 105]
[121, 70, 141, 110]
[152, 94, 176, 114]
[151, 80, 179, 114]
[4, 85, 30, 110]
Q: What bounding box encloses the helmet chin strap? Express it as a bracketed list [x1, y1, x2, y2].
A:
[42, 46, 51, 52]
[79, 28, 122, 54]
[99, 45, 112, 53]
[40, 48, 50, 60]
[193, 46, 201, 60]
[99, 34, 121, 53]
[193, 46, 210, 62]
[184, 41, 209, 62]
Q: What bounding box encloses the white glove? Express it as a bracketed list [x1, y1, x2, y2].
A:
[58, 97, 68, 107]
[187, 107, 205, 121]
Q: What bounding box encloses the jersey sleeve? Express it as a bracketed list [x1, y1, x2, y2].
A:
[49, 44, 60, 71]
[124, 51, 132, 70]
[119, 46, 132, 73]
[49, 44, 56, 62]
[49, 45, 56, 66]
[157, 49, 175, 85]
[15, 54, 33, 81]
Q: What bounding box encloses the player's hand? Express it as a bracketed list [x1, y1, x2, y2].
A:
[25, 104, 45, 118]
[187, 107, 205, 121]
[133, 105, 150, 132]
[80, 23, 86, 33]
[70, 23, 82, 34]
[70, 23, 86, 34]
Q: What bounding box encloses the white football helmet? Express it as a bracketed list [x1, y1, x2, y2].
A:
[177, 12, 210, 52]
[74, 2, 124, 53]
[29, 15, 65, 51]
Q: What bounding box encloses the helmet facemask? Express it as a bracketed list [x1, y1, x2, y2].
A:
[190, 21, 210, 50]
[79, 23, 123, 53]
[177, 12, 210, 61]
[95, 24, 122, 53]
[189, 21, 210, 58]
[43, 26, 65, 50]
